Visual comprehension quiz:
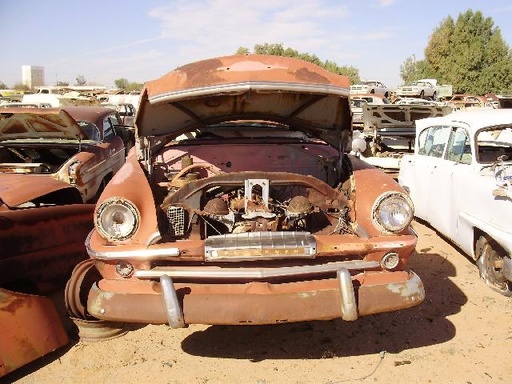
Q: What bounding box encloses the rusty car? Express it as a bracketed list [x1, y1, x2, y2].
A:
[0, 175, 94, 377]
[0, 107, 126, 203]
[65, 54, 425, 335]
[445, 94, 495, 110]
[399, 109, 512, 296]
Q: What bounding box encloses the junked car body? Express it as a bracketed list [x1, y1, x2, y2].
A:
[352, 103, 452, 177]
[66, 55, 424, 334]
[399, 109, 512, 295]
[395, 79, 439, 100]
[0, 107, 119, 376]
[0, 107, 126, 203]
[0, 180, 93, 377]
[446, 94, 494, 110]
[350, 80, 390, 98]
[350, 94, 390, 129]
[101, 102, 136, 127]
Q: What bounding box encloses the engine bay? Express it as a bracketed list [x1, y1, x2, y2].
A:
[154, 140, 354, 240]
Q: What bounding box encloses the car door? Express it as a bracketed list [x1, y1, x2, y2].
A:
[400, 125, 451, 223]
[102, 114, 126, 171]
[426, 126, 472, 240]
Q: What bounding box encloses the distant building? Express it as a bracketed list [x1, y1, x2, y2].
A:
[22, 65, 45, 88]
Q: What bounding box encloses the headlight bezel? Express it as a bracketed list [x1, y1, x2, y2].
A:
[372, 191, 414, 234]
[94, 197, 140, 241]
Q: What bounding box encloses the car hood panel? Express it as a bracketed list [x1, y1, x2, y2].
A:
[136, 55, 352, 150]
[0, 109, 87, 141]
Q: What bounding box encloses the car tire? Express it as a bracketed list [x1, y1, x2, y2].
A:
[432, 92, 437, 101]
[475, 235, 512, 296]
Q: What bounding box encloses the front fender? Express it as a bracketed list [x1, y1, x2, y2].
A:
[93, 155, 159, 246]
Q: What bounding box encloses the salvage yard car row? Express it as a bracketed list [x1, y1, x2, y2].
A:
[0, 54, 510, 380]
[0, 106, 129, 376]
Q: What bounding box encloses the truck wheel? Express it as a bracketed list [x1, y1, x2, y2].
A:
[475, 236, 512, 296]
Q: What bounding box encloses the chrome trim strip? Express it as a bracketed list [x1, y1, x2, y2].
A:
[134, 260, 379, 280]
[85, 231, 180, 260]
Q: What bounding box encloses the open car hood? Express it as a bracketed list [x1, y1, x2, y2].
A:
[0, 109, 87, 141]
[136, 55, 352, 151]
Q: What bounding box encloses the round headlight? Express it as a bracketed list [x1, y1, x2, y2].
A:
[372, 192, 414, 233]
[95, 197, 139, 241]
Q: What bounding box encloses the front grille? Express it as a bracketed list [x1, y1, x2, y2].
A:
[167, 206, 186, 237]
[204, 231, 317, 262]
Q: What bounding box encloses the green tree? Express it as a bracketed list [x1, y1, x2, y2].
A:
[114, 78, 143, 92]
[236, 43, 360, 84]
[115, 78, 129, 90]
[125, 82, 143, 92]
[236, 47, 249, 55]
[56, 81, 69, 86]
[0, 80, 7, 89]
[403, 9, 512, 94]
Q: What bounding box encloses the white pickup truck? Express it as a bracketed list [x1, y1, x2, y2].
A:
[395, 79, 452, 100]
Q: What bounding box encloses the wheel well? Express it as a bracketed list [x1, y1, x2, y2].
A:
[473, 228, 507, 260]
[89, 172, 113, 203]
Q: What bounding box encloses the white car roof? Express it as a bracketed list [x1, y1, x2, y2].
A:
[416, 109, 512, 135]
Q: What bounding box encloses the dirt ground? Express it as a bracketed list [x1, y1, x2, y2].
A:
[5, 220, 512, 384]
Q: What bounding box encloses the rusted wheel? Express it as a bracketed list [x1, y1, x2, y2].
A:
[65, 259, 100, 319]
[475, 236, 512, 297]
[65, 259, 129, 341]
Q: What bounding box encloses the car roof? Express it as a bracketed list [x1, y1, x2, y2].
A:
[416, 109, 512, 134]
[62, 106, 117, 125]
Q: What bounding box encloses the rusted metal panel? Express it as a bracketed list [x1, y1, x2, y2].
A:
[0, 204, 94, 289]
[0, 109, 86, 140]
[0, 174, 78, 208]
[136, 55, 352, 152]
[85, 270, 424, 325]
[144, 55, 350, 97]
[0, 288, 69, 377]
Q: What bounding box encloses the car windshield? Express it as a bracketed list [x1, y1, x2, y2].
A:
[77, 121, 100, 141]
[476, 126, 512, 163]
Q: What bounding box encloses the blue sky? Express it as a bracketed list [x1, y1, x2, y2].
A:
[1, 0, 511, 90]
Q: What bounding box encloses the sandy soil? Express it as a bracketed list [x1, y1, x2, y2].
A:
[5, 220, 512, 384]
